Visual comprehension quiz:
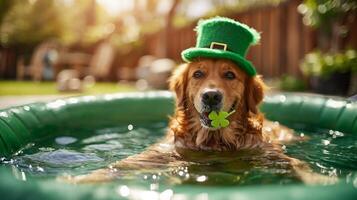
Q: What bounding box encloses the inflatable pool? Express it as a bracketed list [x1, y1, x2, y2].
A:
[0, 91, 356, 199]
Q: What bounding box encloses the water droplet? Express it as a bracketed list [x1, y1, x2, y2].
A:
[322, 149, 329, 155]
[36, 166, 44, 172]
[322, 140, 330, 146]
[21, 171, 27, 181]
[117, 185, 130, 197]
[128, 124, 134, 131]
[196, 175, 207, 182]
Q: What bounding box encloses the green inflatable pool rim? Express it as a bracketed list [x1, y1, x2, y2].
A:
[0, 91, 356, 199]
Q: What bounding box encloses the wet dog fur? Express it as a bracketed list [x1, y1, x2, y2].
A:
[63, 58, 336, 185]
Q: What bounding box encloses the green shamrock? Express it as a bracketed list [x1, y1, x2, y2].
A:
[208, 110, 236, 128]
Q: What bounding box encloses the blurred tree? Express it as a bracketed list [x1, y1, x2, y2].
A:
[161, 0, 180, 57]
[0, 0, 14, 26]
[0, 0, 110, 48]
[0, 0, 66, 46]
[173, 0, 285, 26]
[298, 0, 357, 96]
[298, 0, 357, 52]
[0, 0, 116, 78]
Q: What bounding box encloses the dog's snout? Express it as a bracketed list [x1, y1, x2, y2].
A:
[202, 90, 223, 106]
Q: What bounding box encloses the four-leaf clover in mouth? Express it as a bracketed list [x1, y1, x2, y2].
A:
[208, 110, 236, 128]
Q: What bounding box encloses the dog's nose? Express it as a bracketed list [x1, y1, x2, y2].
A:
[202, 90, 222, 106]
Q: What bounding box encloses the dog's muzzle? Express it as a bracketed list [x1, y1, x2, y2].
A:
[199, 89, 222, 128]
[199, 90, 236, 128]
[201, 89, 223, 110]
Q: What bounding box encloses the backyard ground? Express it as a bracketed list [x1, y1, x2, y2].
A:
[0, 81, 135, 96]
[0, 81, 136, 109]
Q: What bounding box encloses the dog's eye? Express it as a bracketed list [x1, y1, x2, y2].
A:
[224, 71, 236, 80]
[193, 70, 204, 79]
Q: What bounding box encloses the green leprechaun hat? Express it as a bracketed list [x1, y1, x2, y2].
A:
[181, 17, 260, 76]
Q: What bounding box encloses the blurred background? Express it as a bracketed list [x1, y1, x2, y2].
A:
[0, 0, 356, 107]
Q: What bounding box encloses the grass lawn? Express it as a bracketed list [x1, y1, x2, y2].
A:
[0, 81, 136, 96]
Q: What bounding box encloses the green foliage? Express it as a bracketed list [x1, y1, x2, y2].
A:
[298, 0, 357, 28]
[300, 49, 357, 77]
[0, 0, 112, 47]
[0, 0, 14, 25]
[278, 75, 307, 91]
[0, 0, 66, 46]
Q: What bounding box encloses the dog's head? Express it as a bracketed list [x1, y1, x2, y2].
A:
[170, 58, 265, 130]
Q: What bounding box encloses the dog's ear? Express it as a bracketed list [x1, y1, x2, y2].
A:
[169, 64, 189, 107]
[245, 76, 266, 114]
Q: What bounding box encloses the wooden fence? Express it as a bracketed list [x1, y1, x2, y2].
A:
[145, 0, 316, 78]
[1, 0, 356, 80]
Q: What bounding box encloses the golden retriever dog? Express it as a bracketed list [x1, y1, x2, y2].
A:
[64, 58, 336, 184]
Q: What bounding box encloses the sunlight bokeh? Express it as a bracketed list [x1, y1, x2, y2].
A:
[96, 0, 134, 16]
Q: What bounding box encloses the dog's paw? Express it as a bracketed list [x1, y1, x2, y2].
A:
[297, 170, 339, 185]
[310, 173, 339, 185]
[289, 157, 339, 185]
[57, 169, 114, 184]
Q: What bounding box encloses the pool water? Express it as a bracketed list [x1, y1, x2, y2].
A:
[1, 122, 357, 188]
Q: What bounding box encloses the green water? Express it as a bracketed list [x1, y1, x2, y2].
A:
[1, 122, 357, 188]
